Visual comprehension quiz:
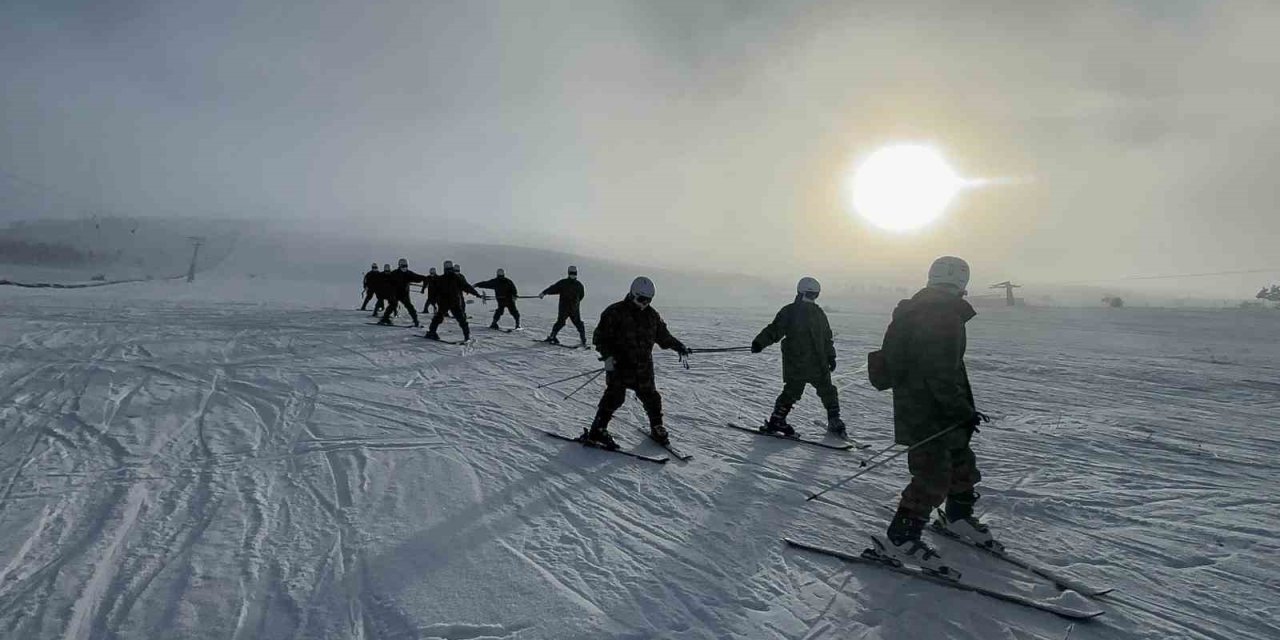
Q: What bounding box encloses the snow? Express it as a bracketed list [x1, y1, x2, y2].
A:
[1, 277, 1278, 639]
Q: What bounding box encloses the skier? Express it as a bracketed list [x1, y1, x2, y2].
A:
[360, 262, 379, 311]
[372, 263, 394, 317]
[751, 277, 845, 438]
[540, 265, 587, 346]
[419, 267, 439, 314]
[425, 260, 482, 341]
[878, 256, 992, 573]
[583, 277, 690, 449]
[475, 268, 521, 330]
[378, 258, 428, 327]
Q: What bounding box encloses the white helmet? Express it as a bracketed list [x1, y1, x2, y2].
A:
[797, 277, 821, 297]
[927, 256, 970, 291]
[398, 258, 408, 269]
[630, 276, 656, 300]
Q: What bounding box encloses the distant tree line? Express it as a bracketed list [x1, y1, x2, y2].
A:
[1258, 285, 1280, 302]
[0, 239, 90, 265]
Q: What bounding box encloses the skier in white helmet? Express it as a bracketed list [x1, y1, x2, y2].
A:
[583, 276, 690, 449]
[378, 258, 429, 327]
[873, 255, 992, 575]
[751, 277, 845, 438]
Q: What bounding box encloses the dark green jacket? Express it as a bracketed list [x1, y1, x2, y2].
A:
[753, 299, 836, 383]
[885, 286, 977, 446]
[593, 296, 684, 388]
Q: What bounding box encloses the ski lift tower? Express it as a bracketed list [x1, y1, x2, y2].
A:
[186, 236, 204, 283]
[990, 281, 1022, 307]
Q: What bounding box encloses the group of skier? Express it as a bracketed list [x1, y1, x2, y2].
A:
[359, 260, 588, 345]
[356, 254, 995, 577]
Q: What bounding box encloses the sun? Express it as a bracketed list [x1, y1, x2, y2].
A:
[848, 144, 963, 232]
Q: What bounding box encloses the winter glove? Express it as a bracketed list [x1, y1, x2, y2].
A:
[964, 411, 990, 433]
[673, 343, 691, 357]
[539, 293, 546, 299]
[602, 357, 616, 372]
[750, 341, 764, 354]
[829, 359, 837, 373]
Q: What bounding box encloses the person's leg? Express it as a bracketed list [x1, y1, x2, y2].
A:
[426, 305, 449, 336]
[894, 438, 952, 525]
[361, 290, 374, 310]
[571, 309, 586, 344]
[814, 376, 844, 433]
[584, 377, 627, 448]
[508, 301, 521, 328]
[403, 294, 419, 325]
[451, 307, 471, 341]
[548, 312, 567, 341]
[944, 438, 982, 520]
[764, 379, 806, 433]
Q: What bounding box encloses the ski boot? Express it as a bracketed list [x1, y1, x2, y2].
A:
[377, 318, 393, 326]
[580, 425, 619, 450]
[760, 415, 796, 437]
[827, 414, 847, 439]
[880, 510, 958, 578]
[932, 492, 1003, 552]
[489, 322, 500, 330]
[412, 320, 421, 328]
[423, 331, 441, 341]
[649, 423, 670, 446]
[544, 335, 560, 345]
[760, 404, 796, 437]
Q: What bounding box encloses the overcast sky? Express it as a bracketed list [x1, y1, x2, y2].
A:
[2, 1, 1277, 294]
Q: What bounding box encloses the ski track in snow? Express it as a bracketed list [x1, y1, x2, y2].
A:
[0, 290, 1278, 639]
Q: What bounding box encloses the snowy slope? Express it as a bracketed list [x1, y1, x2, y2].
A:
[1, 280, 1277, 639]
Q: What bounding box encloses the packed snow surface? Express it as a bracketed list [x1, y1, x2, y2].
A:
[1, 279, 1277, 639]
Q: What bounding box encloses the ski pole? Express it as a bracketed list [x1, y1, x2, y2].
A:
[687, 346, 753, 354]
[562, 369, 604, 401]
[536, 367, 606, 389]
[805, 421, 969, 502]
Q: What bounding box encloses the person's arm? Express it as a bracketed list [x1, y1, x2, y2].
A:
[592, 307, 616, 357]
[654, 313, 688, 354]
[918, 314, 975, 424]
[751, 308, 787, 352]
[822, 311, 836, 371]
[474, 279, 496, 290]
[541, 280, 563, 296]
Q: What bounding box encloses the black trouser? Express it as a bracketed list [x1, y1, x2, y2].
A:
[428, 304, 470, 339]
[381, 292, 418, 324]
[595, 374, 662, 428]
[773, 375, 840, 418]
[491, 299, 520, 326]
[422, 297, 436, 314]
[550, 307, 585, 341]
[361, 289, 375, 310]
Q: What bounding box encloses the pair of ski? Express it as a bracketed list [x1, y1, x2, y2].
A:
[785, 524, 1112, 621]
[539, 425, 692, 463]
[725, 423, 869, 451]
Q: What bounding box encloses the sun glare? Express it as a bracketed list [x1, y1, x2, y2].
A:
[849, 145, 963, 232]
